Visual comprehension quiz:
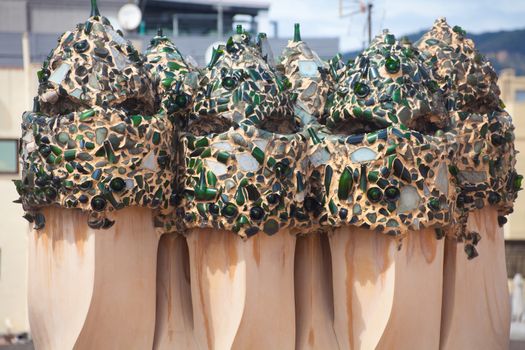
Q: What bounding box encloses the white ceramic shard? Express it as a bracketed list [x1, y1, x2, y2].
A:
[398, 185, 421, 213]
[435, 162, 449, 196]
[141, 151, 158, 171]
[48, 63, 71, 85]
[309, 147, 330, 167]
[205, 159, 228, 176]
[298, 60, 318, 78]
[351, 147, 377, 163]
[236, 153, 260, 172]
[212, 142, 234, 151]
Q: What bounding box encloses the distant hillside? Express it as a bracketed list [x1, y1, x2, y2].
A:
[343, 28, 525, 75]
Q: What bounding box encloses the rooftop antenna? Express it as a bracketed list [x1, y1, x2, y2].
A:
[366, 2, 373, 44]
[90, 0, 100, 17]
[339, 0, 373, 44]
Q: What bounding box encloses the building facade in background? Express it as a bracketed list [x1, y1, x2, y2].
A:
[0, 0, 338, 66]
[141, 0, 271, 37]
[499, 69, 525, 277]
[0, 67, 35, 336]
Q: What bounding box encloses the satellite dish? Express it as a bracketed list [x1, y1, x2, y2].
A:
[205, 41, 226, 65]
[118, 3, 142, 31]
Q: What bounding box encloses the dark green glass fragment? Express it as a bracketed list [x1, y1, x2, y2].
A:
[384, 186, 400, 201]
[91, 195, 106, 212]
[207, 171, 217, 187]
[249, 206, 264, 220]
[216, 151, 229, 163]
[79, 109, 95, 121]
[90, 0, 100, 17]
[385, 56, 401, 74]
[329, 199, 338, 215]
[235, 187, 245, 206]
[367, 187, 383, 203]
[325, 165, 333, 194]
[337, 167, 353, 200]
[251, 147, 265, 164]
[428, 197, 440, 211]
[222, 77, 237, 90]
[64, 149, 76, 161]
[354, 82, 370, 98]
[222, 203, 238, 218]
[263, 219, 279, 235]
[110, 177, 126, 192]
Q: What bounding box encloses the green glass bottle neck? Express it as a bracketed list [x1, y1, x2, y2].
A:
[293, 23, 301, 42]
[91, 0, 100, 17]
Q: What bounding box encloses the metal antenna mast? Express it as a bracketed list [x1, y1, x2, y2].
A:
[339, 0, 373, 44]
[367, 2, 373, 44]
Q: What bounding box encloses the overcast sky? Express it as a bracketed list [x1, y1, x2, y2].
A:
[267, 0, 525, 52]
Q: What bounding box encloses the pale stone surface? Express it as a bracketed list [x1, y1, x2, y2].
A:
[153, 235, 197, 350]
[27, 208, 511, 350]
[440, 208, 511, 350]
[28, 207, 159, 350]
[329, 226, 444, 350]
[185, 228, 296, 350]
[295, 234, 339, 350]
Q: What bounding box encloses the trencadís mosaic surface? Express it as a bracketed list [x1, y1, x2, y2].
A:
[15, 1, 521, 257]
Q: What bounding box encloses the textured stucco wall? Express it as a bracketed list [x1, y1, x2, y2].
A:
[0, 66, 38, 335]
[500, 69, 525, 240]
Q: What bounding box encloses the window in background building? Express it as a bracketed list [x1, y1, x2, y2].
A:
[0, 139, 19, 174]
[515, 90, 525, 102]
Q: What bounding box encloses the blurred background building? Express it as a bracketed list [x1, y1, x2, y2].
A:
[0, 0, 338, 65]
[0, 0, 525, 344]
[500, 69, 525, 277]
